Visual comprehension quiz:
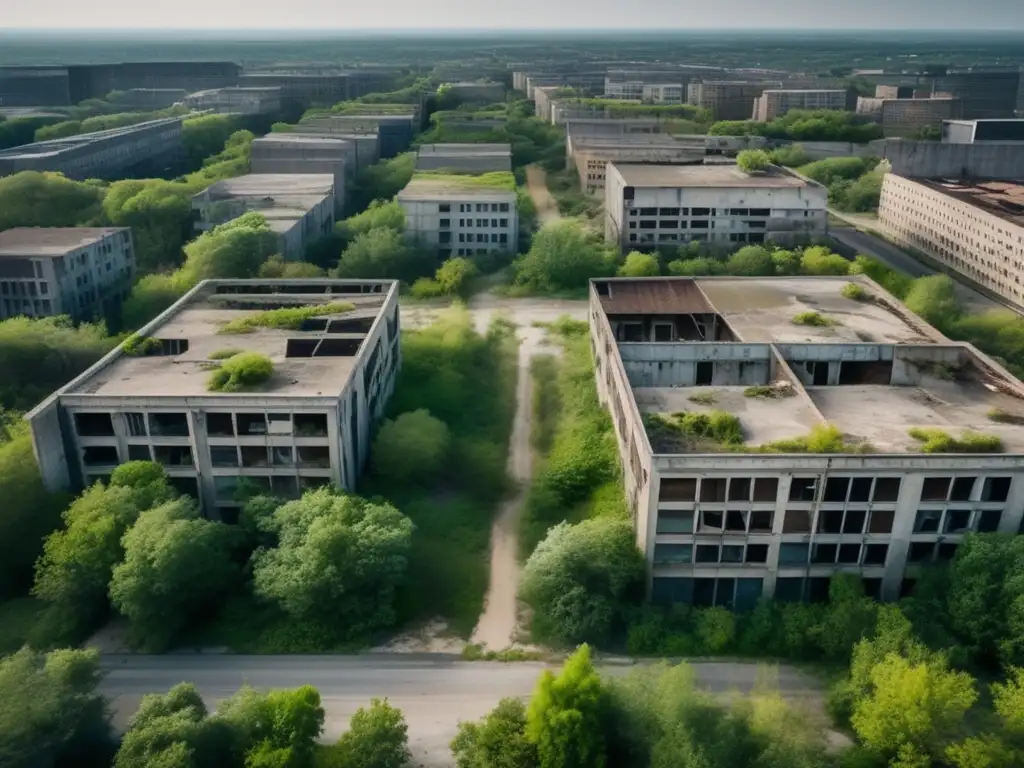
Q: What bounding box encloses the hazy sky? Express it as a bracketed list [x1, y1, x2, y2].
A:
[1, 0, 1022, 31]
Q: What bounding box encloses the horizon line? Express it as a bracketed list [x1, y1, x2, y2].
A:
[1, 26, 1023, 34]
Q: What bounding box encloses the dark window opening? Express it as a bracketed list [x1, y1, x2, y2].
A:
[693, 578, 716, 607]
[241, 446, 270, 468]
[849, 477, 873, 503]
[153, 445, 192, 467]
[691, 207, 710, 216]
[728, 477, 751, 501]
[148, 412, 189, 437]
[944, 509, 971, 533]
[700, 510, 724, 532]
[977, 509, 1002, 533]
[808, 578, 831, 603]
[817, 509, 843, 533]
[750, 208, 770, 217]
[753, 477, 778, 502]
[862, 578, 882, 599]
[700, 478, 726, 503]
[595, 281, 610, 297]
[915, 509, 942, 533]
[921, 477, 952, 502]
[843, 509, 867, 534]
[779, 543, 809, 565]
[825, 477, 850, 503]
[656, 510, 694, 534]
[272, 476, 300, 499]
[726, 510, 747, 532]
[863, 544, 888, 565]
[125, 412, 147, 437]
[169, 476, 198, 500]
[721, 545, 744, 563]
[207, 412, 234, 437]
[936, 543, 959, 561]
[82, 445, 118, 466]
[654, 324, 672, 341]
[210, 446, 238, 467]
[299, 475, 331, 493]
[297, 445, 331, 468]
[660, 478, 697, 502]
[127, 445, 151, 461]
[837, 544, 861, 564]
[775, 578, 804, 603]
[749, 509, 773, 531]
[273, 447, 294, 466]
[790, 477, 817, 501]
[813, 543, 837, 564]
[696, 544, 719, 563]
[75, 412, 115, 437]
[869, 509, 895, 533]
[982, 477, 1011, 502]
[950, 476, 976, 501]
[873, 477, 901, 502]
[838, 360, 893, 385]
[237, 413, 267, 436]
[294, 413, 328, 437]
[746, 544, 768, 563]
[286, 337, 362, 357]
[783, 509, 811, 533]
[695, 361, 714, 386]
[327, 316, 374, 334]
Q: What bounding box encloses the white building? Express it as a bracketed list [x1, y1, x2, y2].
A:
[0, 227, 135, 321]
[603, 163, 827, 252]
[26, 278, 400, 518]
[191, 174, 336, 260]
[642, 84, 685, 104]
[398, 175, 518, 259]
[879, 174, 1024, 310]
[752, 90, 848, 122]
[415, 143, 512, 173]
[590, 275, 1024, 606]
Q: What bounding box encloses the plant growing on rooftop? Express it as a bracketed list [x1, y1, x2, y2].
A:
[688, 392, 716, 405]
[206, 352, 273, 392]
[647, 410, 744, 449]
[756, 423, 870, 454]
[217, 301, 355, 334]
[987, 408, 1024, 425]
[908, 427, 1004, 454]
[122, 334, 163, 357]
[743, 384, 793, 399]
[841, 282, 868, 301]
[736, 149, 771, 174]
[208, 348, 242, 360]
[792, 310, 839, 327]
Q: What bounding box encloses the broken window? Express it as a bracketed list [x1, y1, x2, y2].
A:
[75, 412, 115, 437]
[297, 446, 330, 468]
[728, 478, 751, 502]
[660, 478, 697, 502]
[699, 478, 726, 503]
[849, 477, 873, 503]
[977, 509, 1002, 533]
[124, 412, 147, 437]
[267, 413, 292, 435]
[824, 477, 850, 503]
[236, 413, 266, 436]
[656, 511, 694, 534]
[944, 509, 971, 533]
[817, 509, 843, 534]
[863, 544, 889, 565]
[868, 509, 895, 533]
[950, 476, 976, 501]
[753, 477, 779, 502]
[699, 510, 724, 532]
[789, 477, 818, 502]
[210, 446, 238, 467]
[837, 544, 861, 564]
[725, 510, 747, 532]
[272, 447, 294, 466]
[82, 445, 118, 466]
[745, 544, 769, 563]
[695, 544, 719, 563]
[294, 413, 328, 437]
[982, 477, 1011, 503]
[749, 509, 773, 532]
[920, 477, 952, 502]
[149, 412, 189, 437]
[207, 412, 234, 437]
[914, 509, 942, 533]
[872, 477, 902, 502]
[782, 509, 811, 533]
[843, 509, 867, 534]
[153, 445, 192, 467]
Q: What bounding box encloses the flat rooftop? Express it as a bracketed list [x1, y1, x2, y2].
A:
[68, 280, 397, 399]
[417, 143, 511, 156]
[915, 178, 1024, 227]
[609, 162, 809, 188]
[0, 116, 182, 159]
[398, 174, 516, 200]
[199, 174, 335, 199]
[0, 227, 128, 258]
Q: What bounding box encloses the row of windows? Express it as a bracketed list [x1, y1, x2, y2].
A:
[0, 280, 48, 296]
[628, 232, 768, 245]
[445, 218, 510, 228]
[630, 207, 773, 217]
[653, 540, 891, 567]
[1, 298, 53, 317]
[629, 219, 772, 231]
[453, 233, 509, 244]
[657, 507, 898, 535]
[75, 411, 332, 439]
[446, 202, 511, 213]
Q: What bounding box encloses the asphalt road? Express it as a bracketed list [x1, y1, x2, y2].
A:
[98, 655, 824, 766]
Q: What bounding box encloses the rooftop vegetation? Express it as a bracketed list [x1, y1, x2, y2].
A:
[743, 384, 793, 399]
[645, 410, 744, 451]
[206, 352, 273, 392]
[755, 423, 872, 454]
[841, 282, 868, 301]
[792, 310, 839, 327]
[409, 170, 516, 191]
[217, 301, 356, 335]
[908, 427, 1004, 454]
[121, 334, 163, 357]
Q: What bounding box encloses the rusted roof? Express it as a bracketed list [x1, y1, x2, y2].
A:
[596, 278, 715, 315]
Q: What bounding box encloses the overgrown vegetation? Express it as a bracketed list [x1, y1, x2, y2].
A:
[798, 155, 886, 213]
[756, 422, 871, 453]
[791, 310, 839, 327]
[709, 108, 884, 143]
[908, 427, 1004, 454]
[206, 352, 274, 392]
[410, 169, 516, 191]
[217, 301, 356, 334]
[645, 410, 745, 451]
[842, 281, 868, 300]
[743, 384, 792, 399]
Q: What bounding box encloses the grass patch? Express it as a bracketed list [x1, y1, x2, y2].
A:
[688, 391, 717, 405]
[987, 408, 1024, 425]
[791, 310, 839, 327]
[217, 301, 355, 334]
[206, 352, 273, 392]
[743, 385, 793, 399]
[645, 410, 744, 453]
[755, 423, 872, 454]
[208, 348, 243, 360]
[461, 643, 546, 662]
[410, 170, 516, 191]
[531, 355, 560, 454]
[908, 427, 1004, 454]
[121, 333, 163, 356]
[841, 282, 867, 301]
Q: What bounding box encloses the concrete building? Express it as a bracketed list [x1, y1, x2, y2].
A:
[604, 163, 827, 252]
[250, 135, 352, 211]
[25, 278, 401, 517]
[238, 72, 350, 109]
[116, 89, 189, 109]
[605, 69, 689, 101]
[443, 81, 506, 103]
[297, 114, 415, 159]
[191, 174, 336, 260]
[0, 117, 184, 180]
[942, 119, 1024, 144]
[567, 134, 707, 195]
[0, 227, 135, 321]
[398, 174, 518, 260]
[687, 81, 782, 121]
[879, 175, 1024, 309]
[415, 143, 512, 173]
[183, 87, 282, 116]
[291, 124, 379, 171]
[924, 70, 1021, 120]
[643, 84, 685, 105]
[67, 62, 240, 103]
[590, 275, 1024, 604]
[855, 96, 962, 137]
[752, 90, 848, 122]
[0, 66, 73, 106]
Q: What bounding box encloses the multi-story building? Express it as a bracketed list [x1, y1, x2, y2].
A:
[0, 117, 184, 180]
[442, 82, 506, 103]
[291, 124, 379, 171]
[0, 227, 135, 321]
[567, 134, 707, 195]
[879, 174, 1024, 310]
[687, 81, 782, 121]
[237, 72, 350, 109]
[191, 174, 336, 260]
[25, 278, 400, 518]
[942, 119, 1024, 144]
[250, 135, 353, 212]
[590, 275, 1024, 605]
[752, 90, 848, 122]
[116, 89, 189, 110]
[605, 69, 690, 101]
[297, 114, 415, 159]
[67, 62, 241, 103]
[183, 87, 282, 116]
[603, 163, 827, 252]
[642, 84, 685, 105]
[855, 95, 962, 137]
[398, 174, 518, 260]
[924, 70, 1021, 120]
[0, 66, 74, 106]
[415, 143, 512, 173]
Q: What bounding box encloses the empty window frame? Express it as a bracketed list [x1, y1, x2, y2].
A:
[653, 543, 693, 564]
[74, 412, 115, 437]
[782, 509, 811, 533]
[659, 478, 697, 502]
[944, 509, 971, 533]
[863, 543, 889, 565]
[914, 509, 942, 533]
[868, 509, 895, 533]
[745, 544, 769, 563]
[656, 511, 694, 534]
[148, 412, 189, 437]
[753, 477, 779, 502]
[699, 478, 726, 503]
[778, 543, 809, 565]
[873, 477, 901, 502]
[728, 477, 751, 502]
[699, 510, 724, 532]
[124, 412, 147, 437]
[749, 509, 774, 532]
[241, 446, 270, 468]
[82, 445, 118, 466]
[695, 544, 719, 563]
[982, 477, 1011, 502]
[127, 444, 151, 462]
[725, 510, 747, 532]
[817, 509, 843, 534]
[950, 476, 976, 501]
[210, 446, 239, 467]
[294, 413, 328, 437]
[207, 412, 234, 437]
[789, 477, 818, 502]
[976, 509, 1002, 533]
[920, 476, 952, 502]
[297, 445, 330, 468]
[837, 543, 861, 564]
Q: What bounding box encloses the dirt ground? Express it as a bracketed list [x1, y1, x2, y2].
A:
[525, 164, 562, 225]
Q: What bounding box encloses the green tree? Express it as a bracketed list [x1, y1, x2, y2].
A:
[666, 257, 724, 276]
[851, 653, 977, 761]
[103, 179, 194, 273]
[182, 114, 240, 169]
[257, 257, 325, 278]
[800, 246, 851, 276]
[945, 735, 1018, 768]
[371, 409, 451, 486]
[618, 251, 661, 277]
[334, 226, 422, 282]
[114, 682, 221, 768]
[992, 667, 1024, 735]
[526, 645, 607, 768]
[904, 274, 962, 331]
[737, 149, 771, 173]
[177, 212, 279, 286]
[348, 153, 416, 213]
[451, 698, 538, 768]
[336, 199, 406, 241]
[34, 120, 83, 142]
[252, 489, 414, 636]
[695, 607, 737, 654]
[727, 245, 775, 276]
[819, 574, 878, 661]
[329, 698, 409, 768]
[0, 647, 113, 768]
[436, 256, 479, 295]
[121, 274, 185, 331]
[513, 220, 615, 293]
[521, 517, 644, 646]
[109, 497, 239, 650]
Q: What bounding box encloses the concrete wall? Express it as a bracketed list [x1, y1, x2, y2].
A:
[618, 342, 771, 387]
[880, 140, 1024, 179]
[399, 192, 518, 255]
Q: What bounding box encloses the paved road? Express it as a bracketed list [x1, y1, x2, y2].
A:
[98, 655, 824, 766]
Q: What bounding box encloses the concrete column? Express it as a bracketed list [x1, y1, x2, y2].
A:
[882, 473, 920, 600]
[189, 409, 218, 518]
[763, 474, 793, 599]
[326, 406, 343, 490]
[997, 476, 1024, 534]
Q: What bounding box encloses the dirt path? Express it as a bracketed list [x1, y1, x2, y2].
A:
[470, 324, 545, 650]
[525, 164, 562, 225]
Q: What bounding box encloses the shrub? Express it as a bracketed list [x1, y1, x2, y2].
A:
[217, 301, 355, 334]
[743, 385, 791, 399]
[842, 282, 867, 301]
[696, 607, 737, 654]
[908, 427, 1003, 454]
[435, 257, 479, 295]
[737, 149, 771, 173]
[727, 245, 774, 276]
[800, 245, 851, 276]
[903, 275, 961, 331]
[667, 257, 724, 276]
[618, 251, 661, 277]
[409, 277, 445, 299]
[646, 410, 744, 450]
[371, 409, 451, 486]
[208, 348, 242, 360]
[121, 334, 163, 357]
[757, 423, 867, 453]
[206, 352, 273, 392]
[791, 310, 838, 327]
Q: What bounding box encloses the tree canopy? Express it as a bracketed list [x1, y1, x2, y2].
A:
[617, 252, 660, 277]
[0, 171, 104, 230]
[327, 698, 410, 768]
[102, 179, 195, 273]
[737, 149, 771, 173]
[333, 226, 423, 283]
[513, 220, 615, 294]
[371, 409, 451, 486]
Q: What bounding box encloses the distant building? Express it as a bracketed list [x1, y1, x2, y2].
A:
[605, 69, 689, 101]
[191, 174, 336, 260]
[941, 119, 1024, 144]
[0, 66, 73, 106]
[0, 227, 134, 321]
[442, 81, 506, 103]
[238, 72, 350, 109]
[567, 134, 707, 195]
[415, 143, 512, 173]
[25, 278, 401, 516]
[0, 117, 184, 180]
[687, 81, 782, 121]
[398, 174, 518, 260]
[250, 135, 353, 212]
[752, 90, 848, 121]
[297, 114, 415, 159]
[183, 87, 282, 115]
[116, 89, 189, 110]
[879, 175, 1024, 310]
[642, 84, 685, 105]
[923, 70, 1021, 120]
[855, 96, 962, 137]
[603, 162, 827, 252]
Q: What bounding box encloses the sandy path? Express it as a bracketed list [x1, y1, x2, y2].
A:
[525, 164, 562, 225]
[470, 324, 545, 649]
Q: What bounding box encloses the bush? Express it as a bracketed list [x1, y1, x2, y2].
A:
[696, 606, 737, 654]
[206, 352, 274, 392]
[513, 219, 615, 294]
[218, 301, 355, 334]
[758, 423, 866, 453]
[908, 427, 1003, 454]
[327, 698, 410, 768]
[436, 256, 479, 295]
[371, 409, 451, 486]
[727, 245, 775, 276]
[903, 274, 961, 331]
[667, 257, 725, 276]
[737, 149, 771, 173]
[409, 277, 445, 299]
[791, 310, 838, 327]
[801, 245, 851, 276]
[618, 251, 661, 277]
[842, 282, 868, 301]
[768, 144, 811, 167]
